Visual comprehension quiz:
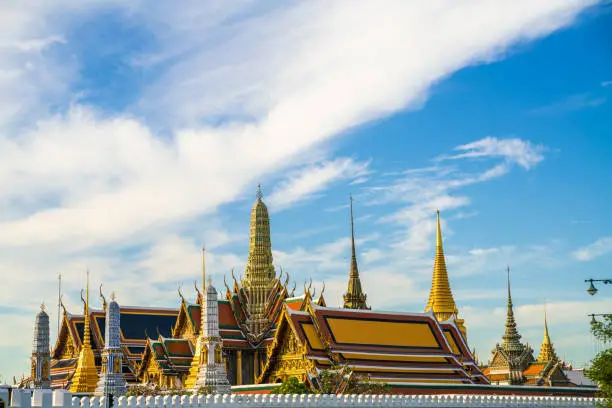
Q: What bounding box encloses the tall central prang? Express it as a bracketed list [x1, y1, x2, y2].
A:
[242, 185, 280, 340]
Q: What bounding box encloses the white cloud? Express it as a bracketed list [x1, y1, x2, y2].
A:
[602, 80, 612, 87]
[267, 158, 370, 210]
[529, 93, 607, 115]
[572, 236, 612, 261]
[439, 137, 545, 169]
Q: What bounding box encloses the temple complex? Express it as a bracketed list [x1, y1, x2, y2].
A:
[21, 186, 585, 394]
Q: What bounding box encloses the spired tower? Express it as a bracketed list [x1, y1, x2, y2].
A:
[537, 306, 559, 363]
[424, 211, 466, 337]
[242, 185, 278, 338]
[94, 293, 127, 397]
[191, 248, 231, 393]
[343, 195, 369, 310]
[30, 304, 51, 389]
[69, 272, 99, 393]
[487, 267, 534, 385]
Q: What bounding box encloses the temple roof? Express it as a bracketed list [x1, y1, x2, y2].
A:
[260, 302, 488, 385]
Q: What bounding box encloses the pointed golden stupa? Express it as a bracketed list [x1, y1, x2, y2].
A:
[424, 211, 466, 337]
[537, 305, 559, 362]
[70, 272, 99, 393]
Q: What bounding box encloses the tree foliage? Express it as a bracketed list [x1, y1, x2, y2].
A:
[591, 315, 612, 343]
[271, 365, 390, 395]
[316, 366, 390, 395]
[588, 349, 612, 407]
[125, 384, 215, 397]
[587, 315, 612, 407]
[270, 377, 313, 394]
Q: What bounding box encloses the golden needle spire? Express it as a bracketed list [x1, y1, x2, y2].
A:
[69, 269, 98, 393]
[425, 211, 458, 319]
[537, 301, 558, 362]
[83, 270, 91, 349]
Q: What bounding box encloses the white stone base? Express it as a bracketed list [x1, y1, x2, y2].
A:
[194, 364, 231, 394]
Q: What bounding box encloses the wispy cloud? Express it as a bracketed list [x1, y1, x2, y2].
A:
[438, 137, 545, 169]
[267, 158, 370, 210]
[602, 80, 612, 87]
[572, 236, 612, 261]
[529, 93, 607, 115]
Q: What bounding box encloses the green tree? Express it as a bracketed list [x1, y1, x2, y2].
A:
[587, 315, 612, 407]
[315, 364, 390, 395]
[270, 377, 312, 394]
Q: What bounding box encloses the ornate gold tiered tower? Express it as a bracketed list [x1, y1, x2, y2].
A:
[69, 272, 98, 393]
[242, 185, 278, 339]
[343, 195, 368, 310]
[537, 307, 559, 362]
[424, 211, 466, 337]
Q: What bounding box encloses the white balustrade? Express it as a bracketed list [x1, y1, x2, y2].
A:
[0, 389, 601, 408]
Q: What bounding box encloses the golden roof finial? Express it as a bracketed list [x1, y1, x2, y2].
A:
[425, 211, 459, 322]
[40, 301, 46, 312]
[70, 269, 97, 393]
[257, 183, 263, 201]
[436, 209, 442, 247]
[110, 291, 116, 301]
[83, 270, 91, 348]
[537, 300, 558, 362]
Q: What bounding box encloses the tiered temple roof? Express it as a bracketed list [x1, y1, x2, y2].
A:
[259, 295, 488, 388]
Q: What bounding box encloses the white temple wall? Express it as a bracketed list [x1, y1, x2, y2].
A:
[0, 388, 601, 408]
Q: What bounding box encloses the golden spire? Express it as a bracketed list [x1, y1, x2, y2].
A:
[537, 303, 558, 362]
[83, 271, 91, 349]
[69, 271, 98, 393]
[425, 211, 464, 333]
[343, 195, 368, 310]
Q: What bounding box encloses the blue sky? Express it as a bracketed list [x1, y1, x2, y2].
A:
[0, 1, 611, 382]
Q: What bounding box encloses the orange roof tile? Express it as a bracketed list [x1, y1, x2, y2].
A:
[524, 362, 547, 376]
